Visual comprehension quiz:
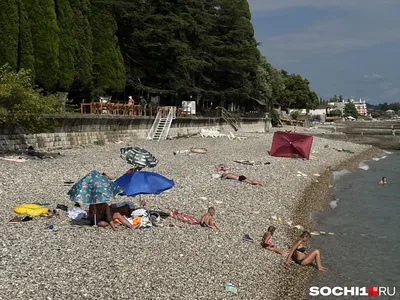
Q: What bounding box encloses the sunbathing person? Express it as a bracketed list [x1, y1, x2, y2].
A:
[262, 226, 288, 256]
[88, 203, 138, 231]
[221, 173, 264, 186]
[378, 176, 387, 184]
[285, 231, 326, 271]
[200, 207, 222, 230]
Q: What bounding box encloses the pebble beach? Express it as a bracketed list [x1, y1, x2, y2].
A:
[0, 132, 382, 299]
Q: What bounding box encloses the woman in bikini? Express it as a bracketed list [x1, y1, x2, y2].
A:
[285, 231, 326, 271]
[262, 226, 288, 256]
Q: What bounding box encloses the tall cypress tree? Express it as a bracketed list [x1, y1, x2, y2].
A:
[70, 0, 93, 93]
[17, 0, 35, 73]
[25, 0, 60, 91]
[0, 0, 19, 69]
[207, 0, 260, 104]
[55, 0, 76, 91]
[90, 4, 125, 97]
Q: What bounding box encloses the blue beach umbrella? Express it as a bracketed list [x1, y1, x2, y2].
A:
[115, 171, 174, 197]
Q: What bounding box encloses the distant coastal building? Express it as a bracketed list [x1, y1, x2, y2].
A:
[327, 97, 368, 116]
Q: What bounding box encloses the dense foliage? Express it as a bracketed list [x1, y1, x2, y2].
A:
[0, 67, 64, 132]
[0, 0, 318, 111]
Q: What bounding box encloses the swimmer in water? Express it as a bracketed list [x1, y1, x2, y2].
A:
[378, 177, 387, 185]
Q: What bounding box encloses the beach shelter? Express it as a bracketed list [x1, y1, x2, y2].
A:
[120, 147, 158, 168]
[67, 170, 123, 225]
[269, 131, 313, 160]
[115, 171, 174, 197]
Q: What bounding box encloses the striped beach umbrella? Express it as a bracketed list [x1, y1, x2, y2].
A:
[120, 147, 158, 168]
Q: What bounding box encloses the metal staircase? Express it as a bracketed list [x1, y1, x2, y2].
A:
[217, 107, 240, 131]
[147, 107, 176, 141]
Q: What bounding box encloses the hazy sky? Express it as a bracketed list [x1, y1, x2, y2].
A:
[248, 0, 400, 104]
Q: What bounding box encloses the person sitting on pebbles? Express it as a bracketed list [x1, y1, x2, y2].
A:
[285, 231, 326, 271]
[378, 176, 387, 185]
[200, 207, 222, 230]
[262, 226, 288, 256]
[88, 203, 139, 231]
[220, 173, 264, 186]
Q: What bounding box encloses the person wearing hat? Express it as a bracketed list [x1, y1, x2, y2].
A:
[128, 96, 134, 105]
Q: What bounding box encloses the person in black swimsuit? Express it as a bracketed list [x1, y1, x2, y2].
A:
[220, 173, 264, 186]
[285, 231, 326, 271]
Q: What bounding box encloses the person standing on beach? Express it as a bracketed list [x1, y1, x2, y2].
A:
[262, 226, 288, 256]
[285, 231, 326, 271]
[378, 177, 387, 184]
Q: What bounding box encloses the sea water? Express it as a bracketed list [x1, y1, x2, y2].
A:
[308, 151, 400, 299]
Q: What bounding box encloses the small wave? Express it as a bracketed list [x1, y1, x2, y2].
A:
[333, 170, 351, 180]
[359, 161, 370, 170]
[383, 150, 393, 154]
[372, 155, 387, 161]
[330, 198, 339, 209]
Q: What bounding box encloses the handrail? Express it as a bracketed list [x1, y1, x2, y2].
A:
[217, 107, 239, 131]
[147, 110, 161, 140]
[161, 107, 174, 140]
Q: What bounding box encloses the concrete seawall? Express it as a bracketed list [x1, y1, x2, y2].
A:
[0, 115, 270, 152]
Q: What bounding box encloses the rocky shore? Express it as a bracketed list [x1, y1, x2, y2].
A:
[0, 133, 383, 299]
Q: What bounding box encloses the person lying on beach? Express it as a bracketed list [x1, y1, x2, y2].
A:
[285, 231, 326, 271]
[102, 167, 143, 180]
[88, 203, 139, 231]
[220, 173, 264, 186]
[262, 226, 288, 256]
[378, 177, 387, 184]
[200, 207, 222, 230]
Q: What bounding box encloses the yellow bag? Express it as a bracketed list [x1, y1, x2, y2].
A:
[14, 204, 49, 216]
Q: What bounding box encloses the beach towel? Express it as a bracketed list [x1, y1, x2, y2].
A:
[171, 210, 200, 225]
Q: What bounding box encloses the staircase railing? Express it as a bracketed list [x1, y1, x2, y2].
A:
[159, 107, 174, 140]
[147, 110, 161, 140]
[217, 107, 240, 131]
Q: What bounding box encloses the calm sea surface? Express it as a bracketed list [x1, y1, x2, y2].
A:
[308, 151, 400, 299]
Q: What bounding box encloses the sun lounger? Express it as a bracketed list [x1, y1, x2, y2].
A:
[228, 131, 247, 140]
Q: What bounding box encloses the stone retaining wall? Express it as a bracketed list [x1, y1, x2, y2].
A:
[0, 115, 270, 152]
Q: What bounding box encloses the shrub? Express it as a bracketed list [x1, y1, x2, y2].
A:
[0, 65, 64, 133]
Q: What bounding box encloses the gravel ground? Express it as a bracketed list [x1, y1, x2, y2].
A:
[0, 132, 382, 299]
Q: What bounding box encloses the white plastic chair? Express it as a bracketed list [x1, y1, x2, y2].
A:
[228, 131, 247, 141]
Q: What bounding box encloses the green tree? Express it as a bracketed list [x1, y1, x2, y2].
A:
[0, 0, 19, 69]
[25, 0, 60, 91]
[55, 0, 76, 91]
[207, 0, 260, 104]
[253, 54, 284, 105]
[329, 109, 342, 116]
[0, 66, 63, 133]
[70, 0, 93, 93]
[17, 0, 35, 73]
[278, 71, 318, 109]
[344, 102, 358, 119]
[90, 4, 125, 97]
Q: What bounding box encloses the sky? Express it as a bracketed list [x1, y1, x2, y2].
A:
[248, 0, 400, 104]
